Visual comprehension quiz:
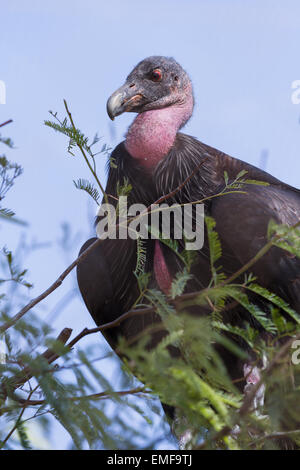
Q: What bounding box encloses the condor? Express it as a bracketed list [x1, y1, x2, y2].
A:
[77, 56, 300, 439]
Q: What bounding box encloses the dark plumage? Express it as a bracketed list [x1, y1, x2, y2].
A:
[77, 57, 300, 441]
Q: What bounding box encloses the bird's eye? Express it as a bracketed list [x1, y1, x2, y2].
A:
[150, 69, 162, 82]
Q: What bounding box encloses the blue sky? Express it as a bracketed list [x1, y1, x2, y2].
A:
[1, 0, 300, 448]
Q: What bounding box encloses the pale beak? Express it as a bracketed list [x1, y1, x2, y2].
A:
[106, 83, 144, 120]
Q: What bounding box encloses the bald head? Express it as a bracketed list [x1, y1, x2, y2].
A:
[107, 56, 193, 120]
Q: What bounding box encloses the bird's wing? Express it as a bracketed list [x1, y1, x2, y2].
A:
[210, 183, 300, 311]
[76, 238, 115, 344]
[76, 235, 141, 348]
[77, 140, 167, 349]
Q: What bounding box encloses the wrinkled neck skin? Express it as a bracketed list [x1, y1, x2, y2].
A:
[124, 85, 194, 294]
[125, 87, 194, 169]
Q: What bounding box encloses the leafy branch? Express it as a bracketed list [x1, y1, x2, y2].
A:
[2, 106, 300, 450]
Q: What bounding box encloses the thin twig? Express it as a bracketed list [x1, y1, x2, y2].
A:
[16, 386, 149, 407]
[250, 429, 300, 446]
[153, 157, 208, 205]
[0, 120, 13, 129]
[63, 100, 108, 204]
[0, 238, 102, 334]
[0, 388, 150, 415]
[0, 385, 39, 449]
[1, 328, 72, 399]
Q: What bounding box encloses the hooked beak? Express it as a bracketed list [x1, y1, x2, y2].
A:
[106, 83, 144, 120]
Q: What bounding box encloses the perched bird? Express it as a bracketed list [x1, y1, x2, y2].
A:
[77, 56, 300, 439]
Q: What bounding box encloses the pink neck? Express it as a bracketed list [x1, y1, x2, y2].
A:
[125, 92, 193, 169]
[153, 240, 173, 295]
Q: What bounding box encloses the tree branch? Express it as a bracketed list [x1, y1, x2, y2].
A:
[0, 120, 13, 129]
[1, 328, 72, 401]
[16, 386, 149, 407]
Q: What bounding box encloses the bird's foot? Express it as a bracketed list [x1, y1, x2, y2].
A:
[243, 363, 267, 418]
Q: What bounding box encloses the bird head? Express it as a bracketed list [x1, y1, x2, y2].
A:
[106, 56, 193, 121]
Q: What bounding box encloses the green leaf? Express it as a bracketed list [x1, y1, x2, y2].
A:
[73, 178, 100, 205]
[170, 268, 192, 299]
[247, 283, 300, 324]
[205, 216, 225, 286]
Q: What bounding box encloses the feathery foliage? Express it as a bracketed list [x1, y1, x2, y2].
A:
[1, 108, 300, 451]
